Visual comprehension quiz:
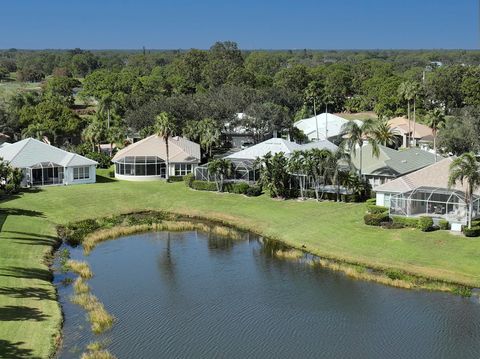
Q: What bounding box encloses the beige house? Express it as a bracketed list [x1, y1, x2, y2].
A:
[388, 117, 434, 149]
[375, 157, 480, 231]
[112, 135, 201, 181]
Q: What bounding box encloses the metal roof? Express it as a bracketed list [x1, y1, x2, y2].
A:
[294, 113, 362, 140]
[0, 138, 97, 168]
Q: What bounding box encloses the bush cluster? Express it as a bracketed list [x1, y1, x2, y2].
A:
[304, 189, 358, 202]
[187, 179, 262, 197]
[84, 152, 111, 169]
[417, 216, 434, 232]
[364, 212, 390, 226]
[463, 225, 480, 237]
[391, 216, 419, 228]
[168, 176, 184, 182]
[366, 205, 388, 214]
[438, 219, 449, 230]
[183, 173, 195, 187]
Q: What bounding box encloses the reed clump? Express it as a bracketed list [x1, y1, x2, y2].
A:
[66, 260, 93, 279]
[73, 277, 90, 294]
[70, 293, 115, 333]
[274, 249, 304, 260]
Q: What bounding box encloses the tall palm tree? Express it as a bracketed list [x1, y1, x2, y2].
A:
[82, 118, 106, 152]
[155, 112, 177, 180]
[341, 119, 378, 177]
[325, 148, 351, 202]
[98, 93, 118, 129]
[288, 151, 307, 199]
[426, 108, 445, 162]
[106, 126, 125, 157]
[448, 153, 480, 229]
[372, 119, 400, 147]
[199, 118, 221, 158]
[304, 148, 332, 201]
[397, 81, 417, 147]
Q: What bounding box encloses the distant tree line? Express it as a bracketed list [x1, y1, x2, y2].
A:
[2, 44, 480, 157]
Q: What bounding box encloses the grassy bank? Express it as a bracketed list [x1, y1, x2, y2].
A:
[2, 172, 480, 356]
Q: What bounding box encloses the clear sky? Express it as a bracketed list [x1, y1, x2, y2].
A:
[0, 0, 477, 49]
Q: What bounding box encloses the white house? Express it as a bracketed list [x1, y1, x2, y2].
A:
[294, 113, 362, 141]
[0, 138, 97, 186]
[112, 135, 201, 181]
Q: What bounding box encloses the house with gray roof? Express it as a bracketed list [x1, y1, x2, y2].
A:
[0, 138, 97, 186]
[351, 144, 440, 189]
[375, 157, 480, 231]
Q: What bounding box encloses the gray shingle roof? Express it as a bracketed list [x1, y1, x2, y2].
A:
[351, 144, 440, 177]
[0, 138, 97, 168]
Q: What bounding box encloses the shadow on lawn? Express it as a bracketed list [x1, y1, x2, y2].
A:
[0, 305, 48, 322]
[0, 286, 55, 301]
[0, 340, 41, 359]
[0, 267, 53, 282]
[96, 173, 116, 183]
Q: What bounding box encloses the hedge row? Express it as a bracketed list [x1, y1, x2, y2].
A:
[185, 175, 262, 197]
[303, 189, 359, 202]
[364, 212, 390, 226]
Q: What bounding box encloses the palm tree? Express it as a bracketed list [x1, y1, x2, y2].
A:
[199, 118, 221, 158]
[448, 153, 480, 229]
[257, 152, 290, 199]
[397, 81, 417, 147]
[341, 119, 379, 177]
[98, 93, 118, 129]
[106, 126, 125, 157]
[325, 148, 351, 201]
[207, 159, 233, 192]
[288, 151, 307, 199]
[154, 112, 177, 180]
[304, 148, 332, 201]
[372, 119, 400, 147]
[82, 119, 106, 152]
[426, 108, 445, 162]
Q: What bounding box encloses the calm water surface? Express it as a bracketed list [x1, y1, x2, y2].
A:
[56, 231, 480, 358]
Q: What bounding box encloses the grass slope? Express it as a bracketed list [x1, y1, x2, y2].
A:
[1, 172, 480, 356]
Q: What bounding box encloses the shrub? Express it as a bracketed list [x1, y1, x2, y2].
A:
[417, 216, 434, 232]
[438, 219, 449, 230]
[191, 180, 217, 191]
[385, 269, 407, 281]
[246, 185, 262, 197]
[231, 182, 250, 194]
[381, 222, 405, 229]
[392, 216, 419, 228]
[184, 173, 195, 187]
[168, 176, 184, 182]
[65, 219, 101, 245]
[452, 285, 472, 297]
[85, 152, 111, 169]
[364, 212, 390, 226]
[463, 226, 480, 237]
[4, 183, 17, 194]
[366, 205, 388, 214]
[366, 198, 377, 205]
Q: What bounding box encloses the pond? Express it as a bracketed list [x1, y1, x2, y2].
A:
[56, 231, 480, 358]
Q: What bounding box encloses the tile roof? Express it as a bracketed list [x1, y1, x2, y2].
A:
[112, 135, 201, 163]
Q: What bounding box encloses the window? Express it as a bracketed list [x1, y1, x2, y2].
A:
[174, 163, 193, 176]
[73, 166, 90, 180]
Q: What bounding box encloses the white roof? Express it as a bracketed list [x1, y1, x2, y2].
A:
[0, 138, 97, 168]
[225, 138, 338, 160]
[112, 135, 201, 163]
[294, 113, 362, 140]
[0, 143, 11, 149]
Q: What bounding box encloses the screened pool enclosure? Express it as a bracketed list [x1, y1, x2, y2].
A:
[114, 156, 166, 177]
[27, 162, 65, 186]
[389, 186, 480, 224]
[195, 159, 259, 182]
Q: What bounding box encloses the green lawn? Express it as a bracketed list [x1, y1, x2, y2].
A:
[1, 172, 480, 357]
[0, 80, 42, 102]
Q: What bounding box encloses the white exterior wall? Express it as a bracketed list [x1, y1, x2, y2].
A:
[376, 193, 385, 207]
[64, 165, 97, 185]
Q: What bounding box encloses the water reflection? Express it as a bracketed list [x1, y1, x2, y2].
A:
[57, 231, 480, 359]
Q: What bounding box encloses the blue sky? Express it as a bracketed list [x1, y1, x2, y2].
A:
[0, 0, 477, 49]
